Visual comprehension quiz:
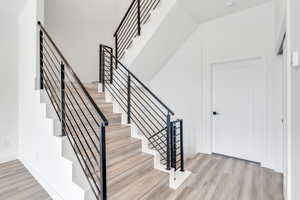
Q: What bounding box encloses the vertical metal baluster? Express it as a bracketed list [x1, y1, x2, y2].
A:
[127, 75, 131, 124]
[166, 113, 171, 170]
[99, 45, 103, 83]
[60, 62, 66, 137]
[40, 30, 44, 90]
[137, 0, 141, 36]
[180, 120, 184, 171]
[100, 124, 107, 200]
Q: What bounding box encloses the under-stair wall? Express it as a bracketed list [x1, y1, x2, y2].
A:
[18, 1, 88, 199]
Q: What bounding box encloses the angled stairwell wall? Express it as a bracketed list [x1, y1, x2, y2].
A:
[120, 0, 199, 81]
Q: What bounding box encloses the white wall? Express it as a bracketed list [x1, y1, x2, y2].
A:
[126, 0, 198, 81]
[44, 0, 122, 82]
[150, 2, 284, 172]
[275, 0, 286, 36]
[18, 1, 86, 199]
[288, 0, 300, 198]
[0, 13, 19, 163]
[115, 0, 132, 23]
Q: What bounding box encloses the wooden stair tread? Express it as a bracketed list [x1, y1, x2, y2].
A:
[67, 101, 112, 109]
[106, 125, 130, 133]
[88, 153, 153, 185]
[107, 137, 140, 151]
[67, 84, 171, 200]
[73, 137, 141, 159]
[68, 124, 129, 137]
[107, 153, 153, 181]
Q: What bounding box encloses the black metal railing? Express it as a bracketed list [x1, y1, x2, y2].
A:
[99, 45, 184, 171]
[114, 0, 161, 60]
[38, 22, 108, 200]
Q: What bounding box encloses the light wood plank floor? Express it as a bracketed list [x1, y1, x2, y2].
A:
[0, 155, 284, 200]
[155, 153, 284, 200]
[0, 160, 51, 200]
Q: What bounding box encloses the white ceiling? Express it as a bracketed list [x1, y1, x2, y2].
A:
[178, 0, 273, 24]
[0, 0, 26, 15]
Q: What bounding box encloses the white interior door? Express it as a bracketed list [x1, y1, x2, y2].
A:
[212, 58, 267, 163]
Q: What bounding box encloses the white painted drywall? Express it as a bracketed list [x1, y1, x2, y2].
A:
[179, 0, 272, 24]
[150, 2, 284, 172]
[18, 0, 86, 199]
[126, 1, 198, 81]
[287, 0, 300, 198]
[115, 0, 133, 23]
[0, 0, 26, 15]
[44, 0, 120, 83]
[0, 13, 19, 163]
[274, 0, 286, 36]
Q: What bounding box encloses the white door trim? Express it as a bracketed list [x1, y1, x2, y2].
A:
[202, 55, 269, 168]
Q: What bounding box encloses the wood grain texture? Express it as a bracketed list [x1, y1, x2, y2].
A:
[0, 160, 51, 200]
[164, 153, 284, 200]
[80, 84, 170, 199]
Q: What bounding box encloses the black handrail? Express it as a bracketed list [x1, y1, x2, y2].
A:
[113, 0, 160, 60]
[101, 46, 174, 116]
[38, 22, 108, 200]
[100, 44, 183, 171]
[114, 0, 138, 37]
[38, 22, 108, 126]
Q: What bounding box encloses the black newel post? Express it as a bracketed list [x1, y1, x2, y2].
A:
[110, 47, 113, 84]
[40, 30, 44, 90]
[60, 62, 66, 136]
[180, 120, 184, 171]
[166, 113, 171, 170]
[171, 122, 176, 169]
[101, 47, 105, 92]
[100, 124, 107, 200]
[99, 45, 103, 83]
[115, 35, 118, 64]
[137, 0, 141, 36]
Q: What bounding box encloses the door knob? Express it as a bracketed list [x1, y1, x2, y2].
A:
[213, 111, 220, 115]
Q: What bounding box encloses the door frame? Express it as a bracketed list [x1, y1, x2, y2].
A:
[281, 35, 288, 200]
[202, 56, 269, 168]
[210, 57, 268, 162]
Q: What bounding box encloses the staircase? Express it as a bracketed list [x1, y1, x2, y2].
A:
[114, 0, 198, 81]
[38, 19, 189, 200]
[72, 83, 170, 200]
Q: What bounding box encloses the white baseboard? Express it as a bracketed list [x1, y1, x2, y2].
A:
[19, 157, 64, 200]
